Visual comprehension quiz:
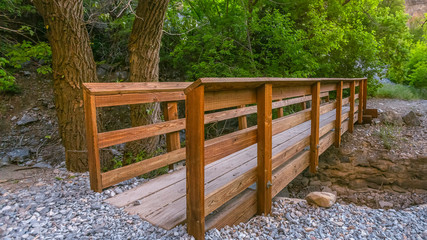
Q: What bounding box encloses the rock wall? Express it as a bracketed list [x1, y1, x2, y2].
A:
[405, 0, 427, 18]
[318, 145, 427, 191]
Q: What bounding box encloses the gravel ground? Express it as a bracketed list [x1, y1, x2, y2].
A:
[1, 170, 426, 240]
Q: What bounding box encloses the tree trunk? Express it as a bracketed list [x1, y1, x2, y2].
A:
[33, 0, 98, 172]
[126, 0, 170, 156]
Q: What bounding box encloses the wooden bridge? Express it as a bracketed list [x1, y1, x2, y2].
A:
[83, 78, 374, 240]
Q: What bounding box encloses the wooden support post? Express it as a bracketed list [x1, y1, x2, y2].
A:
[277, 101, 284, 118]
[363, 78, 368, 112]
[163, 102, 181, 170]
[256, 84, 272, 215]
[301, 100, 306, 110]
[186, 86, 205, 240]
[83, 90, 102, 192]
[349, 81, 355, 133]
[335, 81, 343, 147]
[310, 82, 320, 173]
[238, 105, 248, 129]
[358, 80, 363, 124]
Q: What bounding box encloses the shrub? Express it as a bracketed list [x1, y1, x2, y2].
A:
[374, 83, 427, 100]
[0, 57, 19, 94]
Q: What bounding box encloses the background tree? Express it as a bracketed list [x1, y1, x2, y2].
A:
[126, 0, 170, 156]
[32, 0, 98, 171]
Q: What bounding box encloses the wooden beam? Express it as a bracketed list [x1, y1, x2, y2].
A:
[349, 81, 355, 133]
[358, 80, 363, 124]
[256, 83, 272, 215]
[83, 82, 191, 95]
[163, 102, 181, 170]
[204, 167, 257, 215]
[205, 190, 257, 230]
[272, 151, 309, 197]
[101, 148, 185, 188]
[310, 82, 320, 173]
[95, 92, 185, 107]
[272, 86, 310, 101]
[363, 79, 368, 112]
[364, 109, 378, 118]
[335, 81, 343, 148]
[237, 105, 248, 129]
[83, 90, 102, 192]
[204, 89, 256, 111]
[277, 100, 284, 118]
[301, 100, 306, 110]
[98, 118, 185, 149]
[186, 86, 205, 240]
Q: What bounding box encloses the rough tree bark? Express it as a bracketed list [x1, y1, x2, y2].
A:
[126, 0, 170, 155]
[33, 0, 98, 171]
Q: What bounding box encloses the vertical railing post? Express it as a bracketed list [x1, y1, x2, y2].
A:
[186, 86, 205, 240]
[349, 81, 355, 133]
[238, 105, 248, 129]
[335, 81, 343, 148]
[310, 82, 320, 173]
[358, 80, 363, 124]
[277, 100, 284, 118]
[301, 98, 307, 110]
[163, 102, 181, 170]
[83, 89, 102, 192]
[363, 78, 368, 113]
[256, 83, 272, 215]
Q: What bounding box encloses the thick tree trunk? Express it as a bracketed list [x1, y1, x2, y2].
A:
[33, 0, 98, 171]
[126, 0, 170, 155]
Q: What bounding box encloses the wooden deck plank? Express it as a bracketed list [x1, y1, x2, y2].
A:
[106, 106, 351, 230]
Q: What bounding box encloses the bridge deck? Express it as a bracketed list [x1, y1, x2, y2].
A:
[105, 106, 352, 230]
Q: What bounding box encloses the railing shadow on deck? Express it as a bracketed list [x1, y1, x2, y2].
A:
[83, 77, 368, 240]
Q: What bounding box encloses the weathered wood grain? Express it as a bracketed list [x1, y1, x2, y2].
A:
[256, 84, 272, 215]
[186, 86, 205, 240]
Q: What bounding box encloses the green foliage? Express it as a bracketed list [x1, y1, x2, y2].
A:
[377, 124, 400, 150]
[405, 42, 427, 88]
[374, 83, 427, 100]
[163, 0, 409, 98]
[0, 57, 18, 93]
[6, 41, 52, 72]
[0, 41, 52, 93]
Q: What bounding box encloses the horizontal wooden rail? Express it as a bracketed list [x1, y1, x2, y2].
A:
[95, 92, 186, 107]
[92, 90, 364, 189]
[97, 93, 329, 149]
[204, 167, 257, 216]
[84, 82, 191, 95]
[83, 78, 368, 240]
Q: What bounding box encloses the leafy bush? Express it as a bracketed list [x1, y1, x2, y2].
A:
[374, 83, 427, 100]
[0, 41, 52, 93]
[6, 41, 52, 73]
[406, 42, 427, 88]
[0, 57, 18, 93]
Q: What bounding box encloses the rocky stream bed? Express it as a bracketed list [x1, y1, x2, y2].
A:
[1, 90, 427, 239]
[1, 169, 426, 240]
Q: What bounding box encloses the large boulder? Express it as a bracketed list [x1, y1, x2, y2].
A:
[7, 148, 30, 163]
[16, 114, 38, 126]
[305, 192, 336, 208]
[402, 111, 421, 126]
[379, 110, 403, 126]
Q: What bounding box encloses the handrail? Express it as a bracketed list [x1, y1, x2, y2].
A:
[185, 77, 366, 93]
[83, 78, 367, 240]
[184, 77, 367, 239]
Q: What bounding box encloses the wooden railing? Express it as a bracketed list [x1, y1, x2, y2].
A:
[83, 77, 367, 240]
[183, 78, 366, 239]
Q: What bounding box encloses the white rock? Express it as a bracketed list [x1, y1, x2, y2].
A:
[305, 192, 336, 208]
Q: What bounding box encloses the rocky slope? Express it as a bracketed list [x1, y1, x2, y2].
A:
[406, 0, 427, 18]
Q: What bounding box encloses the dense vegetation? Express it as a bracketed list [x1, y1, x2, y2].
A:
[0, 0, 426, 93]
